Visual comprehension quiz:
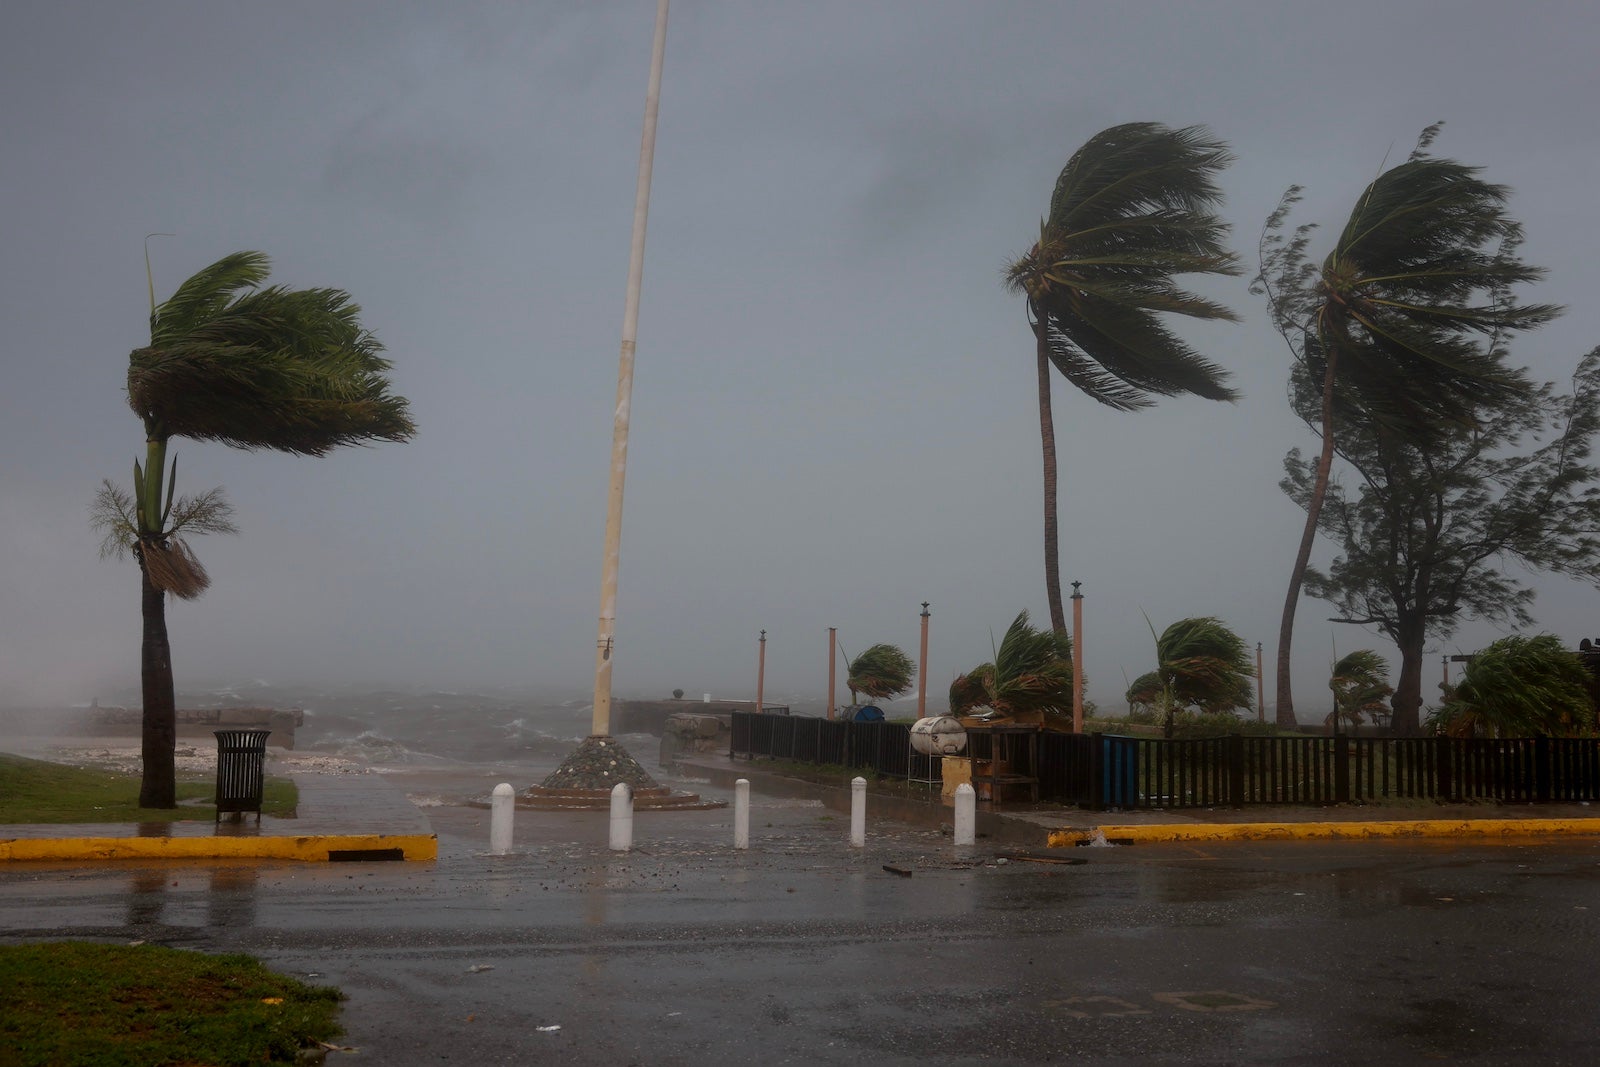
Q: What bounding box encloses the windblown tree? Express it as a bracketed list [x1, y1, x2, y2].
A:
[949, 610, 1075, 728]
[1282, 349, 1600, 733]
[1430, 635, 1594, 737]
[1126, 616, 1254, 735]
[844, 643, 915, 705]
[1254, 123, 1559, 726]
[1005, 122, 1241, 636]
[1328, 650, 1394, 730]
[91, 251, 414, 808]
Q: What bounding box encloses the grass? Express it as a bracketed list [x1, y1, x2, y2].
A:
[0, 941, 342, 1066]
[0, 754, 296, 824]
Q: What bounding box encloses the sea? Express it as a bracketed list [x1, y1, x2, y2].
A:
[3, 680, 846, 785]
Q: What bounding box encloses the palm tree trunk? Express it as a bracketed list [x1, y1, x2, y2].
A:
[138, 553, 177, 809]
[1276, 346, 1340, 726]
[1034, 323, 1068, 636]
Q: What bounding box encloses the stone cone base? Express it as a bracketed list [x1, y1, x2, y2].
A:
[521, 734, 723, 811]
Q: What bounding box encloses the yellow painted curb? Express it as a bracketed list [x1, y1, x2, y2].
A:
[1046, 818, 1600, 847]
[0, 832, 437, 862]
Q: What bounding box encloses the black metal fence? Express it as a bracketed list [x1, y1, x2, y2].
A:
[729, 712, 1600, 809]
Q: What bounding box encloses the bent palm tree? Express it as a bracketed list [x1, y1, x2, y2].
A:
[845, 643, 915, 705]
[1005, 122, 1241, 634]
[1328, 650, 1394, 730]
[1430, 635, 1592, 737]
[1257, 125, 1557, 728]
[97, 251, 414, 807]
[949, 610, 1075, 728]
[1136, 616, 1254, 735]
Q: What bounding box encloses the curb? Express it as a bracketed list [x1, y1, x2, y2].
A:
[0, 832, 437, 863]
[1046, 817, 1600, 847]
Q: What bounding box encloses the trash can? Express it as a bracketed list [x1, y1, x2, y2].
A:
[214, 729, 272, 823]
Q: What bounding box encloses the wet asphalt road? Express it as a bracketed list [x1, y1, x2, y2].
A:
[5, 788, 1600, 1065]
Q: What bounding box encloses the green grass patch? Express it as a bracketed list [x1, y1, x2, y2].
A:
[0, 754, 296, 824]
[0, 941, 342, 1066]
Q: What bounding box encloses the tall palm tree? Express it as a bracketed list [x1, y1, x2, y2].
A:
[92, 251, 414, 807]
[1005, 122, 1241, 635]
[1256, 126, 1558, 727]
[949, 610, 1076, 728]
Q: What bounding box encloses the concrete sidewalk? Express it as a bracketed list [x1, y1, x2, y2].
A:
[673, 751, 1600, 846]
[0, 772, 437, 862]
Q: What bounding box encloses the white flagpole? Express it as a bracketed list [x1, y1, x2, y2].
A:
[591, 0, 669, 738]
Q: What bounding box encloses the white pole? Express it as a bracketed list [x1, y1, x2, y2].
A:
[734, 778, 750, 849]
[850, 776, 866, 848]
[953, 782, 976, 848]
[489, 782, 515, 855]
[589, 0, 670, 739]
[609, 782, 634, 851]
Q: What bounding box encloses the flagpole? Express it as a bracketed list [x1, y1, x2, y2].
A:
[591, 0, 669, 739]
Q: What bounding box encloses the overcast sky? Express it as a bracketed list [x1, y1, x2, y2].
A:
[4, 1, 1598, 716]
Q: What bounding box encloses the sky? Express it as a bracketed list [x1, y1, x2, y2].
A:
[3, 1, 1599, 717]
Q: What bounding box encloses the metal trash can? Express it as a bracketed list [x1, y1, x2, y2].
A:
[214, 729, 272, 822]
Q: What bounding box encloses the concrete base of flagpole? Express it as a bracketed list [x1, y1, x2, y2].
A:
[516, 735, 725, 811]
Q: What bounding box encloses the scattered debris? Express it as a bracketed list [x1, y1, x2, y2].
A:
[466, 964, 495, 973]
[537, 1024, 562, 1033]
[882, 864, 913, 878]
[1001, 851, 1088, 866]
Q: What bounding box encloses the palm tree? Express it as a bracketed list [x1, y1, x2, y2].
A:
[1135, 616, 1255, 735]
[844, 643, 915, 705]
[1005, 122, 1241, 635]
[1256, 125, 1558, 728]
[1328, 650, 1394, 730]
[949, 610, 1075, 728]
[92, 251, 414, 807]
[1430, 635, 1593, 737]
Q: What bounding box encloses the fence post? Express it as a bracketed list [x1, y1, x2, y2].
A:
[1087, 733, 1105, 811]
[609, 782, 633, 851]
[1227, 735, 1245, 808]
[489, 782, 514, 855]
[1436, 736, 1454, 801]
[1535, 736, 1551, 803]
[953, 782, 976, 847]
[1334, 734, 1350, 804]
[850, 776, 866, 847]
[734, 778, 750, 849]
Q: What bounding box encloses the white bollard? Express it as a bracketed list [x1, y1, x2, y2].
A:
[609, 782, 633, 851]
[734, 778, 750, 849]
[489, 782, 515, 855]
[953, 783, 976, 848]
[850, 776, 866, 848]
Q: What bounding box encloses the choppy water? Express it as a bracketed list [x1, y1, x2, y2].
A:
[31, 681, 666, 781]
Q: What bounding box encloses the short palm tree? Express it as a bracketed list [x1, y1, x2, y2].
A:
[1256, 125, 1558, 727]
[1430, 635, 1593, 737]
[949, 610, 1076, 728]
[1005, 122, 1241, 635]
[1134, 616, 1255, 735]
[1328, 650, 1394, 730]
[92, 251, 414, 807]
[844, 643, 915, 705]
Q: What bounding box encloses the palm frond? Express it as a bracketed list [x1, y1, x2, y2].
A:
[138, 537, 211, 600]
[1432, 635, 1593, 736]
[1007, 122, 1241, 411]
[129, 253, 416, 454]
[90, 480, 138, 560]
[846, 644, 915, 702]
